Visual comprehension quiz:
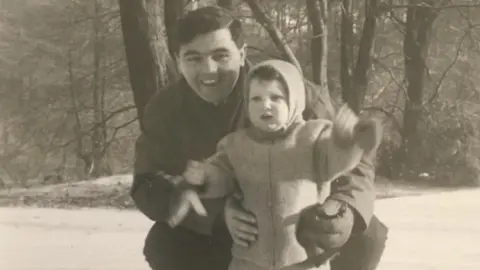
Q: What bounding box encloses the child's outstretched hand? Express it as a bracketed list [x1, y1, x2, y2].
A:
[183, 160, 208, 186]
[325, 104, 382, 184]
[167, 186, 206, 227]
[354, 116, 382, 154]
[167, 161, 209, 228]
[332, 104, 382, 153]
[331, 104, 359, 148]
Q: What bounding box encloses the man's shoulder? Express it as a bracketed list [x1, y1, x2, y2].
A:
[144, 82, 184, 115]
[303, 79, 336, 121]
[142, 81, 185, 135]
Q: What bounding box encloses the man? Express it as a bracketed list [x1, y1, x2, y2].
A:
[131, 5, 388, 270]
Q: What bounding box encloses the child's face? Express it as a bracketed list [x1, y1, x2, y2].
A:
[248, 78, 289, 132]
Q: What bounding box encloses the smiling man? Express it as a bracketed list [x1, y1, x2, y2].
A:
[176, 29, 245, 105]
[131, 5, 388, 270]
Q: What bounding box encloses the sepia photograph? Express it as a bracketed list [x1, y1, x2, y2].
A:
[1, 0, 479, 269]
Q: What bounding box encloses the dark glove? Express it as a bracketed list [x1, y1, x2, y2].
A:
[296, 199, 354, 254]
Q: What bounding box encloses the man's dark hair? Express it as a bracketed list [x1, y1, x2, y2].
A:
[173, 5, 245, 54]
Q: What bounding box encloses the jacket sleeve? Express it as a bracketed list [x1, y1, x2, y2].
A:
[314, 121, 376, 232]
[329, 155, 376, 233]
[200, 135, 236, 199]
[316, 124, 366, 186]
[131, 134, 175, 222]
[306, 83, 376, 234]
[130, 90, 183, 222]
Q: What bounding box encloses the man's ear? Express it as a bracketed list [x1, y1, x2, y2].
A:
[175, 54, 184, 75]
[239, 43, 247, 67]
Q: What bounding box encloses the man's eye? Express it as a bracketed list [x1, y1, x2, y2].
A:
[186, 56, 202, 62]
[213, 53, 230, 61]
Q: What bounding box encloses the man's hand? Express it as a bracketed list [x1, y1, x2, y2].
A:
[224, 195, 258, 247]
[296, 199, 354, 252]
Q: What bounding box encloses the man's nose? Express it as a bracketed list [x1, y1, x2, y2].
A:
[200, 57, 218, 73]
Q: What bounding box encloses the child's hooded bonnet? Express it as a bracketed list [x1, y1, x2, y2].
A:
[244, 60, 306, 138]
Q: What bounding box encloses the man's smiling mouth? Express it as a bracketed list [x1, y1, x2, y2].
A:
[200, 79, 219, 86]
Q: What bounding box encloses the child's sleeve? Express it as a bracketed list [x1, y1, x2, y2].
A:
[200, 135, 237, 199]
[314, 122, 364, 185]
[313, 120, 366, 205]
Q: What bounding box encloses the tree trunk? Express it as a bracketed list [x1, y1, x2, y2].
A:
[91, 0, 109, 178]
[350, 0, 379, 113]
[340, 0, 379, 113]
[164, 0, 185, 59]
[306, 0, 329, 88]
[118, 0, 166, 131]
[402, 0, 437, 156]
[340, 0, 354, 109]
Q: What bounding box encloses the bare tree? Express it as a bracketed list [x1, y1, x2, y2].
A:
[402, 0, 443, 155]
[244, 0, 302, 71]
[118, 0, 167, 129]
[306, 0, 329, 88]
[340, 0, 379, 113]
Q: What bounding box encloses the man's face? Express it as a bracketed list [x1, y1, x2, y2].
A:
[177, 28, 246, 104]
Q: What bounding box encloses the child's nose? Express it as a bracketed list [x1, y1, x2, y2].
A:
[262, 99, 272, 109]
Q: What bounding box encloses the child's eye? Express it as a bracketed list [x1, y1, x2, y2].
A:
[271, 95, 285, 102]
[250, 96, 261, 102]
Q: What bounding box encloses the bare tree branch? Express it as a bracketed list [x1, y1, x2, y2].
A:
[246, 45, 282, 59]
[426, 23, 480, 104]
[243, 0, 302, 72]
[362, 105, 403, 132]
[372, 57, 408, 98]
[379, 2, 480, 12]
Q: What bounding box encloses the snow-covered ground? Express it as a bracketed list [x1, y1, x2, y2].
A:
[1, 185, 479, 269]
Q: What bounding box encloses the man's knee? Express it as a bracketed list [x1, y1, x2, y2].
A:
[330, 215, 388, 270]
[365, 215, 388, 245]
[143, 222, 177, 270]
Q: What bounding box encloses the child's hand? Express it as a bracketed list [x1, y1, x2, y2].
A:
[183, 160, 208, 186]
[332, 104, 382, 152]
[167, 184, 207, 228]
[326, 104, 382, 183]
[332, 104, 359, 149]
[354, 117, 382, 153]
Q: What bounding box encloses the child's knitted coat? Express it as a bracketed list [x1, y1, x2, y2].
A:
[198, 60, 362, 270]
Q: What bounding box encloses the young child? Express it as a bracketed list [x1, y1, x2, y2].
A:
[167, 59, 382, 270]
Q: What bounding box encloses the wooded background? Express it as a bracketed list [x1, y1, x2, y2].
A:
[1, 0, 479, 188]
